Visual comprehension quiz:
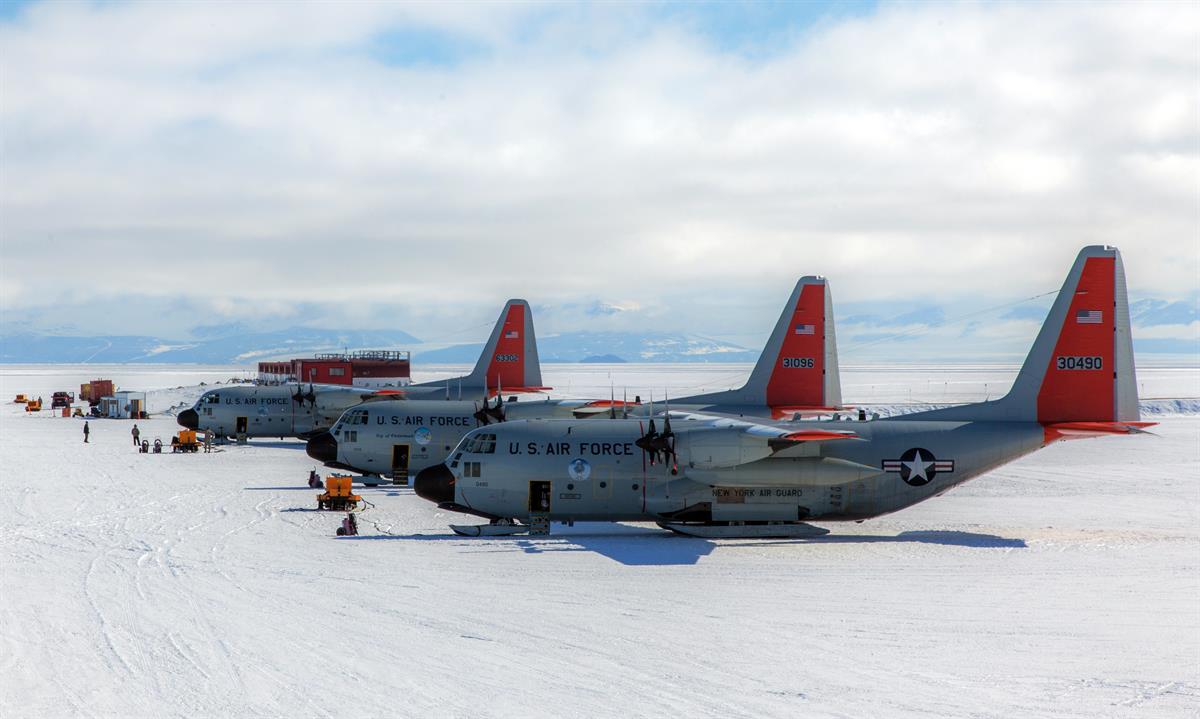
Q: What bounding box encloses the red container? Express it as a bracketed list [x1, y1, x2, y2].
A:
[88, 379, 114, 404]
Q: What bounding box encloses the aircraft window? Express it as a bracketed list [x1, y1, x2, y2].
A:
[206, 394, 220, 404]
[463, 461, 481, 478]
[464, 433, 496, 454]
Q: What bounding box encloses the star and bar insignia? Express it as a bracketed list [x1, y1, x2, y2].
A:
[882, 447, 954, 486]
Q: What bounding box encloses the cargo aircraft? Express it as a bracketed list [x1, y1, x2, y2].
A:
[307, 276, 845, 484]
[177, 300, 545, 440]
[413, 246, 1154, 538]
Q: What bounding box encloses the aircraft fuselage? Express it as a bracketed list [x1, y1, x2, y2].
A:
[178, 383, 372, 439]
[432, 418, 1047, 523]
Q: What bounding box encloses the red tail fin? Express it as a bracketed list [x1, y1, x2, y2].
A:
[464, 300, 544, 394]
[765, 280, 836, 409]
[1037, 255, 1118, 422]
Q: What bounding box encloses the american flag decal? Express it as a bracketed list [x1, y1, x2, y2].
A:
[794, 324, 815, 335]
[1076, 310, 1102, 324]
[504, 330, 519, 339]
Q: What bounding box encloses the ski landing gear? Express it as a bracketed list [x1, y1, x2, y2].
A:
[450, 518, 528, 537]
[656, 521, 830, 539]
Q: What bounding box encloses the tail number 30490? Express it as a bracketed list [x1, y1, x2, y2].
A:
[1056, 355, 1103, 370]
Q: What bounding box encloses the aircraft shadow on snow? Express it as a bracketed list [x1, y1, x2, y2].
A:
[340, 524, 716, 566]
[339, 526, 1025, 566]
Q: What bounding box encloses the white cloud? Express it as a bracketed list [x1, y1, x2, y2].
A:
[1, 0, 1197, 344]
[1133, 321, 1200, 341]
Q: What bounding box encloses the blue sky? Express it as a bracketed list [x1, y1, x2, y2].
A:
[1, 0, 1197, 360]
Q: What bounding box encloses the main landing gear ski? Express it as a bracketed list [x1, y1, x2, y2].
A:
[450, 518, 528, 537]
[656, 521, 830, 539]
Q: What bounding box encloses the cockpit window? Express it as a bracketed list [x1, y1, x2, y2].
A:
[462, 432, 496, 454]
[206, 393, 220, 404]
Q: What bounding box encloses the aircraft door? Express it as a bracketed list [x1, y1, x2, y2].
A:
[392, 444, 410, 485]
[528, 481, 551, 513]
[236, 416, 248, 434]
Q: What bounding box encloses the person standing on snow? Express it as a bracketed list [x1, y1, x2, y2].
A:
[83, 421, 90, 443]
[132, 424, 141, 446]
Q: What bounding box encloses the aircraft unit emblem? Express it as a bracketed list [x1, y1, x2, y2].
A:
[567, 458, 591, 481]
[882, 447, 954, 486]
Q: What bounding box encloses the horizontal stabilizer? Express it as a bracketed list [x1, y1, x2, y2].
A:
[1044, 420, 1158, 442]
[771, 406, 848, 420]
[491, 386, 552, 397]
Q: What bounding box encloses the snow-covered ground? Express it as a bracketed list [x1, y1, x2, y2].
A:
[1, 364, 1198, 718]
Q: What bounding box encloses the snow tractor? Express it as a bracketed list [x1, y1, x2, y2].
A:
[172, 429, 201, 452]
[317, 475, 361, 511]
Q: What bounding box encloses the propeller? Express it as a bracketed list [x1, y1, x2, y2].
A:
[634, 392, 677, 473]
[472, 391, 505, 426]
[635, 416, 675, 468]
[291, 383, 317, 407]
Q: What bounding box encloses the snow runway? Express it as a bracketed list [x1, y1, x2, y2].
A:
[1, 366, 1198, 717]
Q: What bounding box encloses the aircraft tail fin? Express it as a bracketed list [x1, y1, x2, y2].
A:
[912, 245, 1140, 424]
[682, 276, 841, 411]
[460, 299, 543, 394]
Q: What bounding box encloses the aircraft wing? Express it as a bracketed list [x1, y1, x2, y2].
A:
[653, 410, 876, 487]
[569, 400, 643, 418]
[661, 410, 863, 474]
[667, 409, 862, 441]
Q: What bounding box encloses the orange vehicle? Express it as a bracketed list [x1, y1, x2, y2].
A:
[13, 394, 27, 403]
[171, 429, 200, 452]
[317, 475, 361, 511]
[25, 398, 42, 412]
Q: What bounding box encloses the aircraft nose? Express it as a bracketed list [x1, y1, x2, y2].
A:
[177, 408, 199, 430]
[306, 431, 338, 463]
[414, 463, 455, 504]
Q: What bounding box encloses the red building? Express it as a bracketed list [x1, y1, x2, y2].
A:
[258, 351, 411, 388]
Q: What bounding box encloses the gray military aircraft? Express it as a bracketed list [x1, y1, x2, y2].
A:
[178, 299, 545, 440]
[306, 275, 844, 484]
[414, 246, 1154, 538]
